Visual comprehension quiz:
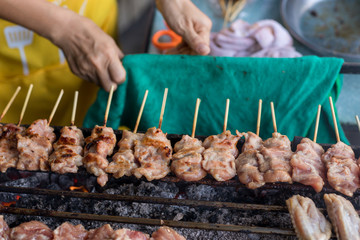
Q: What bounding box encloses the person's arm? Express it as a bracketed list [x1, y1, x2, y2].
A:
[156, 0, 212, 55]
[0, 0, 125, 91]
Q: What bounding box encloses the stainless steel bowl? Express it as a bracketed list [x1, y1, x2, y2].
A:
[281, 0, 360, 62]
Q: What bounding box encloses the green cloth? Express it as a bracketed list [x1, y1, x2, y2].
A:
[83, 54, 347, 144]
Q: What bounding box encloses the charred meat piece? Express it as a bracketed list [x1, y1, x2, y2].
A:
[171, 135, 206, 181]
[260, 132, 293, 183]
[151, 227, 186, 240]
[83, 125, 116, 187]
[133, 127, 172, 181]
[112, 228, 150, 240]
[16, 119, 55, 171]
[0, 215, 10, 240]
[53, 222, 88, 240]
[202, 130, 241, 181]
[235, 132, 265, 189]
[26, 119, 56, 143]
[0, 124, 25, 173]
[10, 221, 53, 240]
[50, 126, 84, 174]
[286, 195, 331, 240]
[87, 224, 114, 240]
[107, 130, 144, 178]
[322, 141, 360, 197]
[324, 193, 360, 240]
[291, 138, 325, 192]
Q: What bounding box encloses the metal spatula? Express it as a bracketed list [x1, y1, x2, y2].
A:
[4, 25, 34, 75]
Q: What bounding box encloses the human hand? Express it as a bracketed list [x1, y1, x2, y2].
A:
[156, 0, 212, 55]
[50, 11, 126, 92]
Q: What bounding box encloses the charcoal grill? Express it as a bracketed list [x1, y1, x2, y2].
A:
[0, 127, 358, 239]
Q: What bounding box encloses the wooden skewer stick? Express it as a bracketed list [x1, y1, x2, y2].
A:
[256, 99, 262, 136]
[313, 105, 321, 143]
[270, 102, 277, 133]
[103, 85, 115, 127]
[223, 0, 233, 29]
[223, 98, 230, 133]
[158, 88, 168, 129]
[0, 86, 21, 121]
[191, 98, 201, 138]
[48, 89, 64, 126]
[133, 90, 149, 133]
[356, 115, 360, 132]
[229, 0, 247, 22]
[329, 96, 340, 142]
[71, 91, 79, 126]
[17, 84, 33, 126]
[219, 0, 226, 16]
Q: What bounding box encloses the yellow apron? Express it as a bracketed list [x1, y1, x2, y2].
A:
[0, 0, 117, 126]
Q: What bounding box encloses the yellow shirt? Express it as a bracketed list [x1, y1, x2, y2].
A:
[0, 0, 117, 126]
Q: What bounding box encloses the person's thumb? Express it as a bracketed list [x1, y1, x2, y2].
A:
[182, 27, 210, 55]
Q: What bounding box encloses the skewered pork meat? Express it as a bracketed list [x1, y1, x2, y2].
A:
[83, 125, 116, 186]
[260, 132, 293, 183]
[151, 226, 186, 240]
[53, 222, 88, 240]
[286, 195, 331, 240]
[202, 130, 241, 181]
[291, 138, 325, 192]
[0, 215, 10, 240]
[324, 193, 360, 240]
[133, 127, 172, 181]
[322, 141, 360, 197]
[171, 135, 206, 181]
[10, 221, 53, 240]
[50, 126, 84, 174]
[235, 132, 265, 189]
[87, 224, 114, 240]
[0, 124, 25, 173]
[112, 228, 150, 240]
[106, 130, 144, 178]
[16, 119, 55, 171]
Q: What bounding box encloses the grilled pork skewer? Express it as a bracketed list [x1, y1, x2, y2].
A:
[321, 97, 360, 197]
[202, 99, 241, 181]
[83, 86, 117, 186]
[133, 88, 173, 181]
[0, 87, 24, 173]
[324, 193, 360, 240]
[10, 221, 53, 240]
[287, 195, 331, 240]
[291, 105, 326, 192]
[171, 98, 207, 181]
[50, 92, 85, 174]
[151, 226, 186, 240]
[0, 215, 10, 240]
[16, 89, 62, 171]
[236, 99, 265, 189]
[106, 90, 148, 178]
[260, 102, 293, 183]
[53, 222, 88, 240]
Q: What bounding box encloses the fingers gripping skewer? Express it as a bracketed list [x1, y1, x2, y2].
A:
[270, 102, 277, 133]
[133, 90, 149, 133]
[17, 84, 33, 126]
[71, 91, 79, 126]
[191, 98, 201, 138]
[0, 86, 21, 122]
[158, 88, 168, 129]
[256, 99, 262, 136]
[103, 85, 115, 127]
[223, 99, 230, 133]
[313, 105, 321, 143]
[48, 89, 64, 126]
[329, 96, 340, 142]
[356, 115, 360, 132]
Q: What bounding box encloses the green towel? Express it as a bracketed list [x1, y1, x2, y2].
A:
[83, 54, 347, 144]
